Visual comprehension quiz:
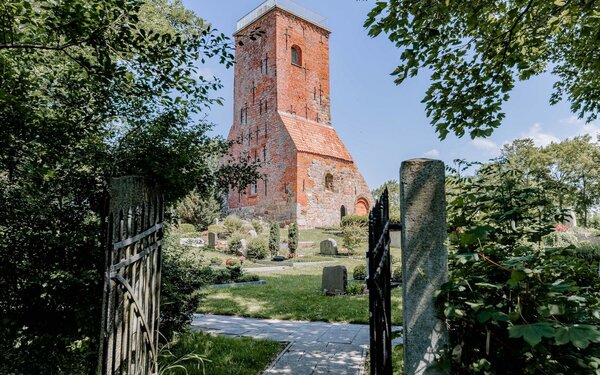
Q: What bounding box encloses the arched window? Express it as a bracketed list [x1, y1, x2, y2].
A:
[291, 45, 302, 66]
[325, 173, 333, 191]
[340, 205, 347, 221]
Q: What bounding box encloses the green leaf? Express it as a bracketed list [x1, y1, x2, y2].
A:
[555, 325, 600, 349]
[509, 323, 555, 347]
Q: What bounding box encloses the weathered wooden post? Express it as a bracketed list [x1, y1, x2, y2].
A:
[400, 159, 449, 375]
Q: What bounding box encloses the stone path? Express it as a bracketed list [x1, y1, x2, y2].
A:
[191, 314, 402, 375]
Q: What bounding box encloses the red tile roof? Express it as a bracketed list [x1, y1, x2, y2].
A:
[279, 112, 353, 162]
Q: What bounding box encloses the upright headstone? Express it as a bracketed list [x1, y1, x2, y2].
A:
[400, 159, 449, 375]
[237, 239, 248, 257]
[320, 238, 338, 255]
[208, 232, 217, 248]
[248, 230, 258, 238]
[322, 265, 347, 294]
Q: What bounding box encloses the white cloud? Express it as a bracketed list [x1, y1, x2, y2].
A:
[424, 149, 440, 158]
[560, 116, 600, 139]
[471, 138, 500, 155]
[522, 123, 560, 147]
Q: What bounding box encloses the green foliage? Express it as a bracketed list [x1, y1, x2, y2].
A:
[176, 190, 221, 231]
[288, 222, 299, 257]
[342, 224, 367, 255]
[440, 158, 600, 374]
[246, 237, 269, 260]
[365, 1, 600, 140]
[341, 215, 369, 227]
[392, 265, 402, 283]
[346, 282, 366, 295]
[208, 223, 225, 235]
[223, 215, 244, 237]
[227, 233, 245, 255]
[0, 0, 260, 371]
[161, 230, 213, 343]
[268, 222, 280, 257]
[209, 257, 223, 265]
[373, 180, 400, 223]
[353, 264, 367, 281]
[250, 219, 264, 235]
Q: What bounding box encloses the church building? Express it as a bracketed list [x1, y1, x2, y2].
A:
[226, 0, 372, 228]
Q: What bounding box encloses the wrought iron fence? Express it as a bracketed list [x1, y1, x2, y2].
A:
[367, 188, 393, 375]
[99, 195, 164, 375]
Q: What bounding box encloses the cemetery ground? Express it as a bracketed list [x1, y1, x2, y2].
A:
[166, 224, 404, 374]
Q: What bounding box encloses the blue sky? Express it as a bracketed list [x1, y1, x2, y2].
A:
[183, 0, 599, 189]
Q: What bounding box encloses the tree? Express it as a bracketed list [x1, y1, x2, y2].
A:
[268, 222, 280, 257]
[0, 1, 258, 373]
[288, 222, 298, 258]
[365, 1, 600, 140]
[372, 180, 400, 222]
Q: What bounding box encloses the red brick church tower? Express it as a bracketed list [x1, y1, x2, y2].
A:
[226, 0, 373, 228]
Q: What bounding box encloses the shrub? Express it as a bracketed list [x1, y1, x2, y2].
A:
[227, 233, 245, 255]
[209, 257, 222, 265]
[346, 282, 365, 295]
[160, 232, 212, 342]
[251, 219, 264, 235]
[268, 222, 280, 256]
[288, 222, 299, 257]
[543, 229, 579, 247]
[392, 265, 402, 283]
[341, 215, 368, 227]
[207, 223, 225, 235]
[342, 224, 367, 255]
[175, 190, 221, 231]
[237, 273, 260, 283]
[353, 264, 367, 281]
[225, 258, 241, 267]
[247, 237, 269, 260]
[178, 223, 196, 233]
[441, 160, 600, 374]
[223, 215, 244, 237]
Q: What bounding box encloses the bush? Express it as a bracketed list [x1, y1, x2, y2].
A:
[392, 265, 402, 283]
[237, 273, 260, 283]
[346, 282, 365, 295]
[223, 215, 244, 237]
[353, 264, 367, 281]
[227, 233, 245, 255]
[207, 223, 225, 235]
[441, 160, 600, 374]
[251, 219, 264, 235]
[247, 237, 269, 260]
[342, 224, 367, 255]
[225, 258, 241, 267]
[288, 222, 299, 257]
[543, 229, 579, 247]
[268, 222, 280, 256]
[176, 190, 221, 231]
[341, 215, 368, 227]
[160, 232, 213, 342]
[178, 223, 196, 233]
[209, 257, 222, 265]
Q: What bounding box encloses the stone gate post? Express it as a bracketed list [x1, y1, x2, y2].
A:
[400, 159, 449, 375]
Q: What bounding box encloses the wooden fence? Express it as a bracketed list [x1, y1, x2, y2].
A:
[98, 192, 164, 375]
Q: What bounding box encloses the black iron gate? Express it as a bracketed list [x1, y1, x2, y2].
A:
[367, 188, 394, 375]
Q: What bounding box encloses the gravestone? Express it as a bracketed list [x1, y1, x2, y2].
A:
[208, 232, 217, 248]
[179, 238, 204, 248]
[322, 265, 347, 294]
[320, 238, 338, 255]
[248, 230, 258, 238]
[213, 218, 220, 225]
[237, 239, 248, 257]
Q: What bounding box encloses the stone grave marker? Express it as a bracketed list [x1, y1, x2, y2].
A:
[179, 238, 204, 248]
[237, 239, 248, 257]
[208, 232, 217, 248]
[248, 230, 258, 238]
[322, 265, 347, 295]
[320, 238, 338, 255]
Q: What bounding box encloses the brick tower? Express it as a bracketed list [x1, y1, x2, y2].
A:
[226, 0, 372, 228]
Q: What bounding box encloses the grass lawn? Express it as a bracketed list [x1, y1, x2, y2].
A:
[198, 260, 403, 325]
[365, 345, 404, 375]
[159, 331, 283, 375]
